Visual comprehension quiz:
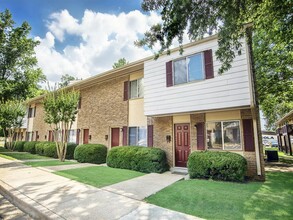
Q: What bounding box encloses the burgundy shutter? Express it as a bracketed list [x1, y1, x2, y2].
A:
[122, 126, 128, 145]
[166, 61, 173, 87]
[34, 106, 36, 117]
[147, 125, 153, 147]
[243, 119, 255, 151]
[197, 122, 205, 150]
[123, 81, 129, 101]
[35, 131, 38, 141]
[204, 49, 214, 79]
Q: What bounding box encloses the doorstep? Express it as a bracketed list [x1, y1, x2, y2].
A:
[170, 167, 188, 175]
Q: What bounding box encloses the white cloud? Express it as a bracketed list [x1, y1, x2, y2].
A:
[35, 9, 164, 83]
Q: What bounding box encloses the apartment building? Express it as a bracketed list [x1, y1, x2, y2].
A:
[25, 35, 265, 179]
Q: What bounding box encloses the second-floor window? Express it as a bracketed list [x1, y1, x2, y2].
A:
[130, 78, 144, 99]
[28, 107, 36, 118]
[174, 53, 204, 85]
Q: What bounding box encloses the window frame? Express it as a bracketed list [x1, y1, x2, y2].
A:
[173, 52, 205, 85]
[129, 78, 144, 99]
[128, 126, 147, 147]
[206, 120, 242, 151]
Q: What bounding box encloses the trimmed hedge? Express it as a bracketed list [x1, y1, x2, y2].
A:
[35, 142, 57, 157]
[74, 144, 107, 164]
[107, 146, 169, 173]
[187, 151, 247, 182]
[14, 141, 26, 152]
[66, 143, 78, 159]
[23, 141, 39, 154]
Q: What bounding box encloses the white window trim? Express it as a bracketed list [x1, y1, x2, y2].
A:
[129, 126, 147, 147]
[206, 120, 242, 151]
[130, 78, 144, 99]
[173, 52, 205, 85]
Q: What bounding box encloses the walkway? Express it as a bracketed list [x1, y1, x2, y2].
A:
[0, 157, 201, 220]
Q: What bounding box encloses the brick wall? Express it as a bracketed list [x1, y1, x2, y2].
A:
[153, 116, 173, 166]
[77, 76, 128, 148]
[32, 103, 51, 141]
[190, 113, 205, 151]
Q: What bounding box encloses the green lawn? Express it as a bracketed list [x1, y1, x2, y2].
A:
[0, 147, 11, 152]
[55, 166, 145, 188]
[0, 152, 50, 160]
[146, 172, 293, 220]
[24, 160, 77, 167]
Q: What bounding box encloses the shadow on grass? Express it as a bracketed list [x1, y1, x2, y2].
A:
[146, 172, 293, 220]
[243, 172, 293, 219]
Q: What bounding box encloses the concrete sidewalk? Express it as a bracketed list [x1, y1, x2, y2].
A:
[0, 157, 201, 220]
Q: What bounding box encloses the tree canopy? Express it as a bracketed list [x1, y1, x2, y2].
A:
[137, 0, 293, 129]
[43, 89, 80, 161]
[112, 58, 129, 69]
[0, 9, 45, 103]
[59, 74, 78, 88]
[0, 100, 25, 149]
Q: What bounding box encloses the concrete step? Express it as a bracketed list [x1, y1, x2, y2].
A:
[170, 167, 188, 175]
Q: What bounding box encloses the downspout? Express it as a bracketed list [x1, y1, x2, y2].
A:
[245, 24, 263, 177]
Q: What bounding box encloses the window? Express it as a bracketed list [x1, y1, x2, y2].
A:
[129, 126, 147, 146]
[68, 130, 76, 143]
[130, 78, 144, 99]
[174, 53, 204, 85]
[28, 107, 36, 118]
[206, 121, 241, 150]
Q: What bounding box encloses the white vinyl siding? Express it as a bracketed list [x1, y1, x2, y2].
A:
[144, 38, 251, 116]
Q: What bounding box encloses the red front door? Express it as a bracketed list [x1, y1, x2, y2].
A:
[83, 129, 89, 144]
[111, 128, 120, 147]
[175, 124, 190, 167]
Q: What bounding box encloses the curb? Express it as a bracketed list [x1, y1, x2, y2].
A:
[0, 181, 63, 220]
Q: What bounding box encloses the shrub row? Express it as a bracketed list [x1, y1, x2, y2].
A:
[14, 141, 26, 152]
[187, 151, 247, 182]
[23, 141, 38, 154]
[14, 141, 77, 159]
[35, 142, 58, 158]
[74, 144, 107, 164]
[107, 146, 169, 173]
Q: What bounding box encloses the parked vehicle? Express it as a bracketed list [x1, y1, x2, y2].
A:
[270, 140, 278, 148]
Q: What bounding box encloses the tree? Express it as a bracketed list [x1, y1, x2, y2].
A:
[0, 9, 46, 103]
[112, 58, 129, 69]
[59, 74, 78, 88]
[0, 100, 25, 150]
[137, 0, 292, 129]
[43, 89, 80, 161]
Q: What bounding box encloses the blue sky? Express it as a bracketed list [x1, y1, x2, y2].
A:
[1, 0, 144, 51]
[0, 0, 162, 82]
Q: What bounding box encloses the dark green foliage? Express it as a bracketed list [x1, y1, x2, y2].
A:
[107, 146, 169, 173]
[23, 141, 39, 154]
[35, 142, 57, 158]
[0, 9, 45, 103]
[14, 141, 26, 152]
[66, 143, 77, 159]
[188, 151, 247, 182]
[74, 144, 107, 164]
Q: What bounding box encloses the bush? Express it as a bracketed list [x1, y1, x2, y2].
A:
[66, 143, 78, 159]
[35, 142, 45, 155]
[107, 146, 169, 173]
[43, 142, 57, 158]
[74, 144, 107, 164]
[14, 141, 26, 152]
[23, 141, 39, 154]
[187, 151, 247, 182]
